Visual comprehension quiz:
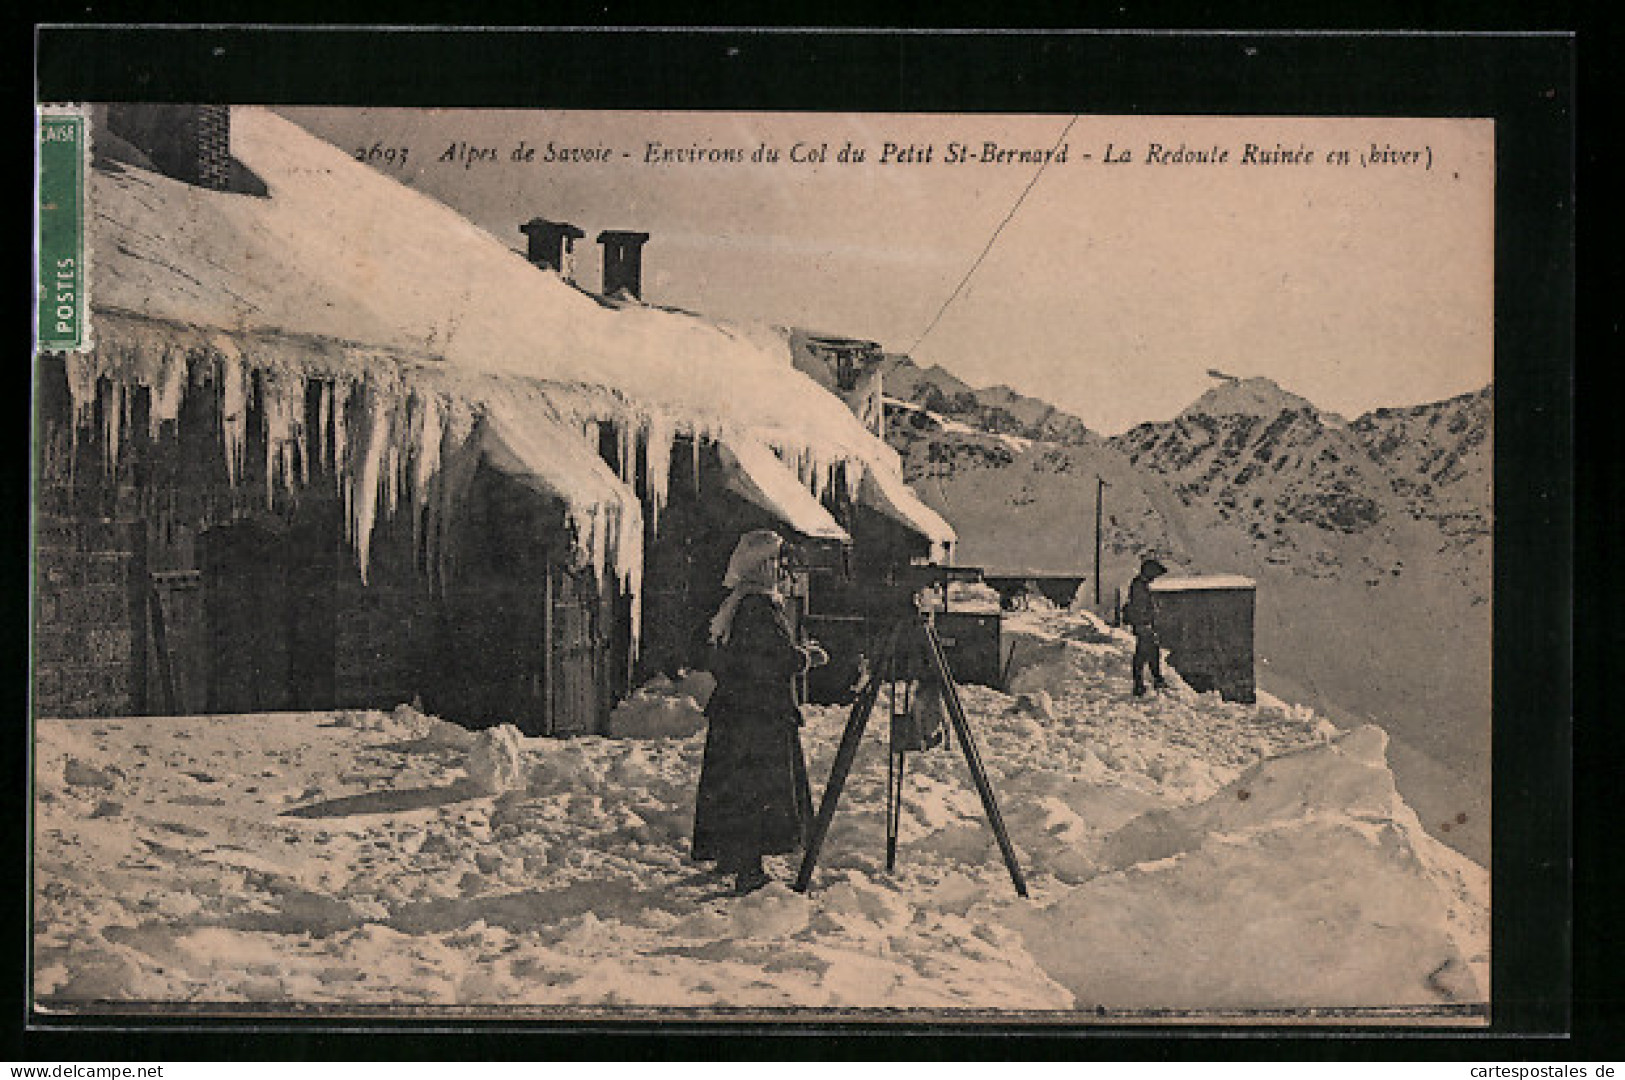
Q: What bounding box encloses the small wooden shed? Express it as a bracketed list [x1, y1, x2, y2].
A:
[1148, 574, 1257, 704]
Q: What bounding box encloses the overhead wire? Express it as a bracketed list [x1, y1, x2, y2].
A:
[907, 114, 1081, 357]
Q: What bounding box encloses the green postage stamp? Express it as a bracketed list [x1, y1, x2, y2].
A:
[36, 106, 88, 352]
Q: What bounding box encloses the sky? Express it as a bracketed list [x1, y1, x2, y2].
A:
[282, 108, 1494, 435]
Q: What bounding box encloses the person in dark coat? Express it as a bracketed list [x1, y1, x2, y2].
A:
[1124, 557, 1170, 697]
[691, 530, 822, 894]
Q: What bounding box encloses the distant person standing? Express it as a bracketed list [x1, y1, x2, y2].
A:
[1124, 557, 1170, 697]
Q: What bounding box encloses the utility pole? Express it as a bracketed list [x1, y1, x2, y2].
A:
[1094, 476, 1107, 608]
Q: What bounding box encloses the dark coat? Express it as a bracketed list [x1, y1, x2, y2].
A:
[691, 592, 814, 866]
[1123, 575, 1159, 635]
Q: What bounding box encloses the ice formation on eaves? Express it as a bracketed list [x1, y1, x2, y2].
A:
[56, 316, 918, 654]
[87, 107, 898, 478]
[60, 106, 953, 644]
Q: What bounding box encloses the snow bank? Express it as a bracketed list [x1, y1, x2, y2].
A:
[463, 725, 526, 795]
[420, 715, 477, 751]
[729, 883, 812, 938]
[820, 875, 913, 935]
[1012, 818, 1482, 1009]
[31, 605, 1484, 1016]
[918, 581, 1003, 614]
[606, 672, 711, 740]
[1010, 725, 1487, 1009]
[1003, 632, 1125, 698]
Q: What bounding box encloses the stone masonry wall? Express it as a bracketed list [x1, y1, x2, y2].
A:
[34, 514, 147, 717]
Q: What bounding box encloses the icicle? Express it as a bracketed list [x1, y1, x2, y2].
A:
[331, 379, 351, 497]
[120, 382, 133, 468]
[618, 419, 636, 486]
[262, 373, 275, 504]
[315, 380, 332, 476]
[642, 413, 675, 535]
[810, 453, 833, 502]
[148, 349, 188, 438]
[585, 505, 607, 584]
[406, 391, 444, 557]
[381, 394, 402, 524]
[620, 490, 646, 655]
[425, 411, 480, 595]
[260, 369, 306, 507]
[291, 375, 315, 490]
[101, 380, 124, 476]
[346, 378, 395, 585]
[62, 352, 99, 452]
[218, 355, 249, 486]
[297, 396, 311, 489]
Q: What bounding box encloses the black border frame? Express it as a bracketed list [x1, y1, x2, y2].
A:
[18, 25, 1577, 1060]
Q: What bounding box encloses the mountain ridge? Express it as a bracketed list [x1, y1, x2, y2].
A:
[1178, 374, 1328, 424]
[877, 365, 1492, 865]
[879, 354, 1097, 445]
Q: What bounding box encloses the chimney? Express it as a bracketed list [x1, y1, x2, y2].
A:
[596, 230, 651, 300]
[104, 104, 233, 191]
[194, 105, 231, 191]
[520, 218, 586, 282]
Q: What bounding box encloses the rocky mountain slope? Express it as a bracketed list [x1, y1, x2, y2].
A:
[882, 371, 1493, 864]
[1110, 377, 1490, 593]
[1350, 385, 1493, 568]
[879, 354, 1096, 445]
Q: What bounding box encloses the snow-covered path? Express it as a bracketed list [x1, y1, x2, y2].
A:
[32, 609, 1487, 1018]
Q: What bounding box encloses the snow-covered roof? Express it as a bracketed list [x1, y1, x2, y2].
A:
[74, 106, 952, 603]
[718, 438, 848, 542]
[859, 465, 957, 547]
[1151, 574, 1257, 592]
[91, 108, 889, 465]
[478, 400, 644, 584]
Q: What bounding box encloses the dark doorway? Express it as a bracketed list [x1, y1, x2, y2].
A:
[202, 521, 291, 713]
[201, 513, 339, 713]
[285, 511, 340, 710]
[430, 465, 616, 736]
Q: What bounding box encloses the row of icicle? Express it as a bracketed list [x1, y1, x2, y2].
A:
[58, 343, 872, 650]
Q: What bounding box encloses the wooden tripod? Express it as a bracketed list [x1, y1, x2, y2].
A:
[793, 612, 1029, 898]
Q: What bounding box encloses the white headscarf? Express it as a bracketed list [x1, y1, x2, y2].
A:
[709, 529, 784, 645]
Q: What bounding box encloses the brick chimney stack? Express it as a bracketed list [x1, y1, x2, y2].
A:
[104, 104, 233, 191]
[596, 231, 651, 300]
[193, 106, 231, 190]
[520, 218, 586, 283]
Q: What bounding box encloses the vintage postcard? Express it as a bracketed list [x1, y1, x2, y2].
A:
[31, 99, 1499, 1025]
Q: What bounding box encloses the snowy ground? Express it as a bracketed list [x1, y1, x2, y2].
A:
[32, 609, 1487, 1020]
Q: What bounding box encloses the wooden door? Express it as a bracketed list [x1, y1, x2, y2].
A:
[147, 570, 203, 714]
[548, 567, 604, 735]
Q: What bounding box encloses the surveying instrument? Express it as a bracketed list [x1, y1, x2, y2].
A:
[793, 568, 1028, 898]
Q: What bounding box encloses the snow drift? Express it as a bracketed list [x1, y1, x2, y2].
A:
[1011, 724, 1487, 1009]
[32, 607, 1485, 1017]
